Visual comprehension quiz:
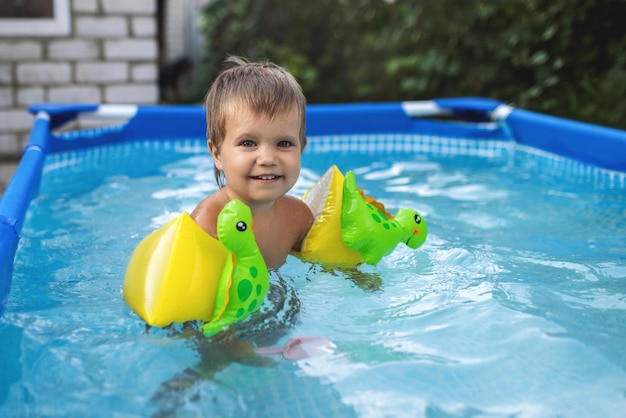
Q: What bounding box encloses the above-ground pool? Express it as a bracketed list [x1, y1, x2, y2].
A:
[0, 98, 625, 417]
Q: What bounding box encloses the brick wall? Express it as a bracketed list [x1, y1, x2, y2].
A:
[0, 0, 159, 159]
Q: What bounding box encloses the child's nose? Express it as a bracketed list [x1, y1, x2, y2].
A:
[257, 147, 277, 165]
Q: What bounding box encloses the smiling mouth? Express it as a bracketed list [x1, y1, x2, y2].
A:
[251, 174, 281, 180]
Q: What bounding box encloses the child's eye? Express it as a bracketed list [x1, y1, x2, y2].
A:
[240, 140, 256, 147]
[278, 140, 295, 148]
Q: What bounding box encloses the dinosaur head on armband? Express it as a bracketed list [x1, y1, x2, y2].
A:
[216, 199, 270, 315]
[202, 199, 270, 337]
[392, 207, 428, 250]
[217, 200, 256, 254]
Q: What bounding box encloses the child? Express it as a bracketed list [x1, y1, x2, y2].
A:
[191, 56, 314, 269]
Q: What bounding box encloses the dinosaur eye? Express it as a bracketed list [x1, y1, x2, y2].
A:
[236, 221, 247, 232]
[414, 214, 422, 224]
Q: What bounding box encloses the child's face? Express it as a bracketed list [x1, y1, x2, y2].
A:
[209, 106, 303, 208]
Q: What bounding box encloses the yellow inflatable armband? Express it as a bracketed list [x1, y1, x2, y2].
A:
[123, 199, 269, 336]
[295, 165, 428, 265]
[296, 165, 364, 265]
[123, 213, 230, 326]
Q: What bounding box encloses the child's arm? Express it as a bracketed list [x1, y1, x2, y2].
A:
[289, 196, 314, 252]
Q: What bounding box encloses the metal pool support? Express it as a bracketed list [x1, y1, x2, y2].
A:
[0, 112, 49, 314]
[0, 98, 625, 316]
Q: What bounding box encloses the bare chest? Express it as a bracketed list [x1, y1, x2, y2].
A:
[253, 218, 298, 269]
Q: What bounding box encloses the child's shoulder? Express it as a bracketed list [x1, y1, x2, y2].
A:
[278, 194, 314, 228]
[280, 194, 311, 212]
[193, 189, 228, 212]
[190, 189, 229, 237]
[277, 195, 314, 250]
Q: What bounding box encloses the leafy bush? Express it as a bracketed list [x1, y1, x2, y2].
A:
[186, 0, 626, 129]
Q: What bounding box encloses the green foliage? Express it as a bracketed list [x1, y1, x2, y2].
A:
[186, 0, 626, 129]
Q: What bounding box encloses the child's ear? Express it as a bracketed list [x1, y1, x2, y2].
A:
[208, 140, 223, 170]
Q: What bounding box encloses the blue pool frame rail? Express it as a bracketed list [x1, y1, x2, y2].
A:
[1, 97, 625, 316]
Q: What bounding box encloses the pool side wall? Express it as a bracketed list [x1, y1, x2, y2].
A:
[505, 108, 626, 173]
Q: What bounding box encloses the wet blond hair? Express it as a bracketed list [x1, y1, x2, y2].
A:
[204, 56, 307, 187]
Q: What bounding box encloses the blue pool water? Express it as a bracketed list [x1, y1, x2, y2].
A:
[1, 135, 625, 417]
